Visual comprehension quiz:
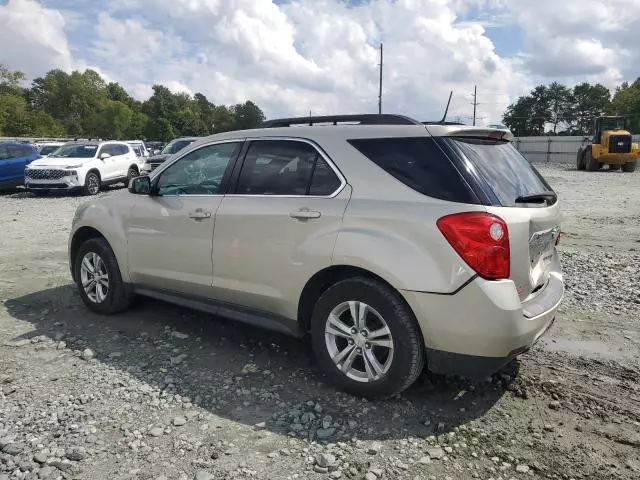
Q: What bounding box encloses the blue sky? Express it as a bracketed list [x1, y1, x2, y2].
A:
[1, 0, 639, 124]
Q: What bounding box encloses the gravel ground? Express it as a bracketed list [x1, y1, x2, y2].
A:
[1, 165, 639, 480]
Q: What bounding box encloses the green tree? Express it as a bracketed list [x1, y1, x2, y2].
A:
[0, 64, 25, 96]
[27, 110, 66, 137]
[503, 96, 537, 136]
[88, 100, 134, 139]
[547, 82, 572, 134]
[569, 83, 611, 135]
[0, 94, 30, 136]
[144, 117, 175, 142]
[233, 101, 265, 130]
[125, 111, 149, 139]
[611, 78, 640, 134]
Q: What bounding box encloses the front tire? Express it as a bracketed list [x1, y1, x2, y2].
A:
[622, 160, 637, 172]
[73, 238, 132, 315]
[585, 149, 599, 171]
[576, 150, 585, 170]
[83, 172, 101, 196]
[311, 277, 425, 399]
[126, 167, 138, 186]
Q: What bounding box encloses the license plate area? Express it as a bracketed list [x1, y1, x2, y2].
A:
[529, 227, 559, 272]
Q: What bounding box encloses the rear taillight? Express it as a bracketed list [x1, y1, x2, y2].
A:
[437, 212, 510, 280]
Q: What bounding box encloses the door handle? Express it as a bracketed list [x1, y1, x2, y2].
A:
[289, 209, 321, 220]
[188, 209, 212, 220]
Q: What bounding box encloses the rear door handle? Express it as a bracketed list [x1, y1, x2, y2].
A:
[289, 209, 321, 220]
[188, 209, 212, 220]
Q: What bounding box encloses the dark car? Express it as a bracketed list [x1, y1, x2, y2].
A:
[0, 142, 40, 190]
[141, 137, 199, 173]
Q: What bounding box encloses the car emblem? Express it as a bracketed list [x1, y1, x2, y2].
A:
[618, 142, 624, 146]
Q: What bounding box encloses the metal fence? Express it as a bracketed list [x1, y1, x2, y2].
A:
[514, 135, 640, 164]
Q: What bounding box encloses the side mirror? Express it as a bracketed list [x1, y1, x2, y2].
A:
[128, 175, 151, 195]
[100, 153, 111, 160]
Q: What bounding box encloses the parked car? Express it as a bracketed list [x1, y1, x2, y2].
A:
[0, 141, 40, 190]
[69, 114, 563, 398]
[25, 140, 144, 195]
[35, 141, 66, 157]
[141, 137, 199, 173]
[126, 140, 149, 159]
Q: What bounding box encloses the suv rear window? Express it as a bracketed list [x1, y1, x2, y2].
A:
[347, 137, 476, 203]
[443, 138, 553, 206]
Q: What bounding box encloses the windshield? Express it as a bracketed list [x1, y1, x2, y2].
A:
[161, 140, 194, 155]
[601, 118, 626, 131]
[38, 145, 60, 155]
[48, 144, 98, 158]
[445, 137, 553, 207]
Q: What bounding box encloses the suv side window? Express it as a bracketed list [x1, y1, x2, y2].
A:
[348, 137, 476, 203]
[98, 145, 114, 157]
[235, 140, 341, 196]
[156, 142, 240, 196]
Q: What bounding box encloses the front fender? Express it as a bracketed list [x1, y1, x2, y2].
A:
[69, 195, 132, 282]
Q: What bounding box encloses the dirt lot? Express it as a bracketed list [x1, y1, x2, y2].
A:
[1, 164, 639, 480]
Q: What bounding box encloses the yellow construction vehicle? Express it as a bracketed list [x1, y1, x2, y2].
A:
[576, 116, 638, 172]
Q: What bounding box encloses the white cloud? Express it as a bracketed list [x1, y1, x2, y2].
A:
[0, 0, 74, 78]
[2, 0, 639, 126]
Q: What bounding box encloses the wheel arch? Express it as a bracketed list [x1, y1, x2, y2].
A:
[85, 168, 101, 180]
[297, 265, 422, 341]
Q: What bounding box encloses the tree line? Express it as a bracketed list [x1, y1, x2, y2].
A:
[0, 64, 266, 141]
[502, 79, 640, 136]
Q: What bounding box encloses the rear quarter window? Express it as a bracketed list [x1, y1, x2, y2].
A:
[443, 138, 553, 207]
[347, 137, 477, 203]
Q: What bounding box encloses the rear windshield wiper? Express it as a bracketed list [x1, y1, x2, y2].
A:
[515, 191, 557, 204]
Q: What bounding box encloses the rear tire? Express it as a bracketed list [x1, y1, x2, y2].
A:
[83, 172, 101, 196]
[622, 160, 637, 172]
[585, 149, 599, 171]
[311, 277, 425, 399]
[73, 238, 133, 315]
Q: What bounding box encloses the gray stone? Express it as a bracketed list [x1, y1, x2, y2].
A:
[313, 465, 329, 474]
[37, 467, 54, 479]
[364, 473, 377, 480]
[149, 427, 163, 437]
[2, 443, 24, 455]
[194, 472, 213, 480]
[33, 451, 48, 464]
[329, 471, 343, 479]
[315, 453, 336, 468]
[316, 427, 336, 439]
[65, 446, 87, 461]
[419, 456, 432, 464]
[427, 447, 445, 459]
[370, 468, 384, 477]
[548, 401, 561, 410]
[516, 464, 530, 473]
[173, 416, 187, 426]
[367, 442, 383, 455]
[254, 421, 266, 430]
[81, 348, 95, 361]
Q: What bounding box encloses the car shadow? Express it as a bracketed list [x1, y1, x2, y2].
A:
[5, 284, 512, 442]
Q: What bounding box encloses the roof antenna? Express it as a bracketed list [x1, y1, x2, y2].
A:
[440, 91, 453, 123]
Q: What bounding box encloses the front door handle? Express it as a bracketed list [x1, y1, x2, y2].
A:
[289, 208, 321, 220]
[188, 209, 212, 220]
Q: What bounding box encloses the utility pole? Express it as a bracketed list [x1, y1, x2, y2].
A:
[472, 85, 478, 126]
[378, 43, 383, 114]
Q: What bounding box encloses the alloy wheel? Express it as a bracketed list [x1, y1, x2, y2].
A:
[324, 301, 394, 383]
[80, 252, 109, 303]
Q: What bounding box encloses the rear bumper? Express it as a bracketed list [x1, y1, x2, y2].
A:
[402, 271, 563, 379]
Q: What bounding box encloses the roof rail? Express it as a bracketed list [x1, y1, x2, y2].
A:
[422, 121, 466, 126]
[261, 114, 422, 128]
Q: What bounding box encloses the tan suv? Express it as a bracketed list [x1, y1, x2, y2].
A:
[68, 114, 563, 398]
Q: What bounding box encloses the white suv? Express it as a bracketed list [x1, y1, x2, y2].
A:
[26, 141, 144, 195]
[69, 114, 563, 398]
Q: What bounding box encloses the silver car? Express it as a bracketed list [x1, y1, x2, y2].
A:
[69, 114, 563, 398]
